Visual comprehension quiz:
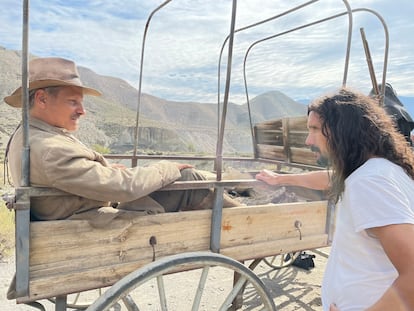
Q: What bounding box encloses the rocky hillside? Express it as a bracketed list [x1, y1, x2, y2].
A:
[0, 47, 306, 159]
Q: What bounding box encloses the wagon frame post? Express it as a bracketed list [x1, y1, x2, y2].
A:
[14, 0, 31, 299]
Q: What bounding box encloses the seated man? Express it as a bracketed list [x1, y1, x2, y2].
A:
[5, 57, 239, 228]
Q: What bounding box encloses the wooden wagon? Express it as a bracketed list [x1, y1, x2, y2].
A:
[3, 0, 390, 310]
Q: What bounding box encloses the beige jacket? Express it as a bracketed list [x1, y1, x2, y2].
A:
[8, 118, 181, 220]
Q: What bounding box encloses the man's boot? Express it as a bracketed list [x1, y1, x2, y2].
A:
[181, 190, 241, 211]
[223, 192, 241, 207]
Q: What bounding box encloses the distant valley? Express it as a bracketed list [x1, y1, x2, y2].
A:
[0, 47, 307, 160]
[1, 46, 413, 162]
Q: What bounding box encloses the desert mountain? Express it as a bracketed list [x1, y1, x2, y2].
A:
[0, 47, 306, 157]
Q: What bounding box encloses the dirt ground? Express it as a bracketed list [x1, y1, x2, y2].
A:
[0, 247, 329, 311]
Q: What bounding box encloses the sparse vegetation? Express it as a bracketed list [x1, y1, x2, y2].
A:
[0, 200, 15, 260]
[0, 141, 15, 260]
[92, 144, 111, 154]
[187, 142, 196, 153]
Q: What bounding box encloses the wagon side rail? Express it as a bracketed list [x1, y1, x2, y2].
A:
[15, 197, 329, 303]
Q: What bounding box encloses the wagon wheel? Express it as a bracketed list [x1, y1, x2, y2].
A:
[85, 251, 277, 311]
[263, 252, 300, 270]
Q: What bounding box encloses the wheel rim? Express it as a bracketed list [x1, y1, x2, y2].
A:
[86, 252, 277, 311]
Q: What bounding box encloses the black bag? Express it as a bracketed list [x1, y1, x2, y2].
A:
[370, 83, 414, 145]
[292, 251, 316, 270]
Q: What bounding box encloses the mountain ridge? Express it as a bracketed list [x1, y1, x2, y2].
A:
[0, 47, 307, 156]
[2, 47, 413, 158]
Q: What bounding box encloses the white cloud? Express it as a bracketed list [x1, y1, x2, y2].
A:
[0, 0, 413, 103]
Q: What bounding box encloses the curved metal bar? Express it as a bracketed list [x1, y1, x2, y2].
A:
[133, 0, 173, 163]
[342, 0, 353, 86]
[243, 1, 354, 156]
[243, 7, 389, 152]
[216, 0, 320, 132]
[214, 0, 238, 181]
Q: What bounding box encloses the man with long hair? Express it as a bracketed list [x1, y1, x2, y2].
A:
[307, 88, 414, 310]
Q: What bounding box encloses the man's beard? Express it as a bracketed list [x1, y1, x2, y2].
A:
[310, 145, 329, 167]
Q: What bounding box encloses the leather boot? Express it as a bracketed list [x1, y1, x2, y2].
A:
[223, 192, 241, 207]
[182, 190, 240, 211]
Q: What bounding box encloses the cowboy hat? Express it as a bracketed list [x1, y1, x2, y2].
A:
[4, 57, 101, 107]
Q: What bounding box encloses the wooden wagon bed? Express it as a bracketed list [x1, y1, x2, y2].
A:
[18, 200, 329, 303]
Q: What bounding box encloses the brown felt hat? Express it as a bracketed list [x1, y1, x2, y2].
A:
[4, 57, 101, 107]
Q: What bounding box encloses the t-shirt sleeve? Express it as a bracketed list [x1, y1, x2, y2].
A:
[347, 175, 414, 232]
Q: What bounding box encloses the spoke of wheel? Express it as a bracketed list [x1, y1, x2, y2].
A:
[192, 266, 210, 311]
[157, 275, 168, 311]
[218, 275, 248, 311]
[122, 294, 140, 311]
[279, 255, 285, 266]
[71, 292, 81, 305]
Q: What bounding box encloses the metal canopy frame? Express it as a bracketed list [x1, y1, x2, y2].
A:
[216, 0, 389, 158]
[242, 7, 389, 156]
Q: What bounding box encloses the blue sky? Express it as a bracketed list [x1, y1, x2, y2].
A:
[1, 0, 413, 105]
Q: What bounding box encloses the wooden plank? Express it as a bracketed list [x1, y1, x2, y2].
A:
[29, 211, 212, 277]
[19, 201, 328, 302]
[255, 132, 283, 145]
[290, 147, 319, 166]
[255, 144, 285, 161]
[286, 116, 307, 151]
[286, 116, 307, 129]
[220, 201, 327, 260]
[254, 119, 283, 130]
[287, 132, 308, 147]
[221, 234, 328, 261]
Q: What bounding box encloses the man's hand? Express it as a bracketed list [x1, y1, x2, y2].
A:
[111, 163, 127, 169]
[255, 169, 280, 185]
[174, 163, 194, 171]
[329, 303, 339, 311]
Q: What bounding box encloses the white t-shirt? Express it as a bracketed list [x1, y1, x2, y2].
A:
[322, 158, 414, 311]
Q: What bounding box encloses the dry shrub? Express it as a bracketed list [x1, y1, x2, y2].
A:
[0, 200, 15, 261]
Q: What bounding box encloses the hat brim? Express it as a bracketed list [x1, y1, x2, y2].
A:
[4, 79, 101, 108]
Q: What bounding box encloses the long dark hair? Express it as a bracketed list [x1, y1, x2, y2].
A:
[308, 88, 414, 203]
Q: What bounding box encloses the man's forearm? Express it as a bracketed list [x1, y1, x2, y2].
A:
[280, 170, 329, 190]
